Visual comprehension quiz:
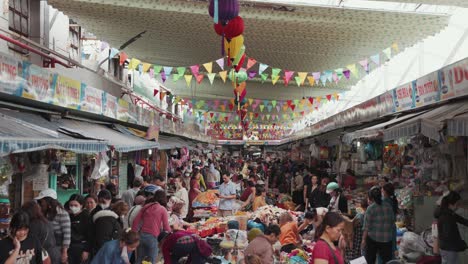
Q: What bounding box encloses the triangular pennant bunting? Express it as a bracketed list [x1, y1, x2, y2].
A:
[207, 73, 216, 85]
[190, 65, 200, 76]
[247, 58, 257, 70]
[219, 71, 227, 83]
[203, 62, 213, 73]
[216, 58, 224, 70]
[259, 63, 269, 75]
[184, 75, 193, 87]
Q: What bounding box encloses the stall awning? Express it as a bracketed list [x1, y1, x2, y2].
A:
[57, 119, 159, 152]
[157, 135, 186, 150]
[384, 102, 468, 142]
[0, 112, 107, 155]
[342, 112, 426, 144]
[447, 112, 468, 136]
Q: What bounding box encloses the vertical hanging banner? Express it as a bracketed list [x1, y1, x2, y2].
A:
[438, 60, 468, 101]
[0, 53, 22, 95]
[392, 82, 415, 112]
[21, 63, 53, 103]
[103, 92, 117, 119]
[51, 74, 81, 109]
[412, 71, 439, 108]
[117, 98, 130, 122]
[80, 84, 103, 114]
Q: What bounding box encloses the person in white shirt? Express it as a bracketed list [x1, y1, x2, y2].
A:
[121, 178, 143, 207]
[173, 177, 189, 219]
[206, 162, 220, 189]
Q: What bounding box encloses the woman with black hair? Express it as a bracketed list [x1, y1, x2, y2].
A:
[35, 189, 71, 264]
[91, 229, 140, 264]
[434, 191, 468, 264]
[22, 201, 60, 264]
[382, 183, 398, 215]
[312, 212, 345, 264]
[0, 211, 43, 264]
[361, 186, 395, 264]
[67, 194, 91, 264]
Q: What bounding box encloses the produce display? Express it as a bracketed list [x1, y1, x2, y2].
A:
[192, 190, 220, 207]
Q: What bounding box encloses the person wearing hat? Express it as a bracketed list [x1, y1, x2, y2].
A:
[326, 182, 348, 214]
[159, 230, 212, 264]
[36, 188, 71, 264]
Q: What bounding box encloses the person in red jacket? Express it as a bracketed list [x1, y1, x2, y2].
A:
[158, 230, 212, 264]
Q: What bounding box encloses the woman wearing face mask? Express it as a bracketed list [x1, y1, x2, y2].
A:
[67, 194, 91, 264]
[90, 229, 140, 264]
[434, 191, 468, 264]
[0, 211, 43, 264]
[312, 212, 345, 264]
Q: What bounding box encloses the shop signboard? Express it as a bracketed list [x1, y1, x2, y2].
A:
[392, 82, 414, 112]
[103, 92, 117, 119]
[117, 98, 130, 122]
[412, 71, 439, 108]
[378, 91, 395, 115]
[0, 53, 23, 96]
[21, 63, 54, 103]
[438, 59, 468, 101]
[80, 84, 103, 114]
[51, 74, 81, 109]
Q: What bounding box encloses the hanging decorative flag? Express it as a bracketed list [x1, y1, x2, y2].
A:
[220, 104, 226, 112]
[177, 67, 186, 76]
[259, 63, 269, 75]
[290, 104, 296, 111]
[332, 72, 339, 84]
[276, 106, 280, 112]
[383, 47, 392, 60]
[359, 59, 369, 73]
[173, 73, 182, 82]
[207, 73, 216, 84]
[343, 69, 351, 80]
[267, 105, 273, 112]
[184, 75, 193, 87]
[128, 58, 141, 70]
[324, 71, 333, 83]
[392, 43, 399, 52]
[160, 92, 166, 101]
[297, 72, 307, 85]
[190, 65, 200, 76]
[335, 68, 344, 80]
[119, 52, 128, 66]
[326, 94, 332, 101]
[271, 68, 281, 78]
[271, 75, 280, 85]
[109, 48, 120, 59]
[307, 76, 315, 86]
[161, 71, 167, 83]
[259, 105, 265, 112]
[153, 65, 163, 76]
[203, 62, 213, 73]
[370, 54, 380, 65]
[308, 97, 314, 105]
[196, 73, 204, 84]
[260, 73, 268, 83]
[153, 89, 159, 97]
[248, 71, 257, 80]
[246, 58, 257, 70]
[316, 97, 321, 104]
[346, 64, 358, 78]
[271, 100, 277, 107]
[294, 76, 301, 87]
[219, 71, 227, 83]
[163, 66, 173, 77]
[334, 93, 339, 100]
[266, 114, 270, 120]
[312, 72, 321, 85]
[216, 58, 224, 70]
[283, 70, 294, 86]
[263, 100, 269, 106]
[149, 67, 155, 79]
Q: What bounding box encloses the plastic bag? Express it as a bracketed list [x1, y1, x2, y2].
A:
[399, 232, 426, 255]
[220, 229, 247, 249]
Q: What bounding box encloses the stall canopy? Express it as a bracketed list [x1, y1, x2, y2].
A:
[157, 135, 194, 150]
[343, 111, 426, 144]
[57, 119, 159, 152]
[384, 102, 468, 142]
[0, 110, 107, 155]
[447, 111, 468, 137]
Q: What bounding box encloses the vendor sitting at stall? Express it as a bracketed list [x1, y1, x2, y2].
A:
[159, 230, 212, 264]
[252, 185, 267, 211]
[279, 212, 300, 253]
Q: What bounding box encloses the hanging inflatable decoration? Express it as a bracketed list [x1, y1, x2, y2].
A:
[234, 53, 246, 72]
[224, 35, 244, 62]
[228, 68, 248, 83]
[209, 0, 239, 24]
[214, 16, 244, 39]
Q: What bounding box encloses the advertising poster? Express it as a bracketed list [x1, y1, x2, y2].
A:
[412, 71, 440, 108]
[392, 82, 414, 112]
[80, 84, 103, 114]
[103, 92, 117, 119]
[438, 59, 468, 101]
[21, 63, 54, 103]
[117, 98, 130, 122]
[0, 53, 23, 96]
[52, 74, 81, 109]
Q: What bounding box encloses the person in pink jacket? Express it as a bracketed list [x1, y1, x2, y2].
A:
[132, 188, 170, 263]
